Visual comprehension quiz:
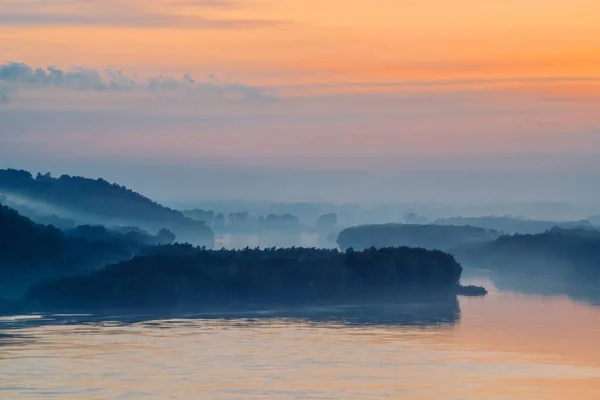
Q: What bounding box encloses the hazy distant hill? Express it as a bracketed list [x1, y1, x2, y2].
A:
[456, 227, 600, 304]
[0, 194, 77, 230]
[64, 225, 175, 254]
[434, 215, 595, 235]
[337, 223, 499, 252]
[0, 203, 131, 298]
[458, 227, 600, 272]
[0, 169, 214, 247]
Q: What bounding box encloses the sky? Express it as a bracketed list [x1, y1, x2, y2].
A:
[1, 0, 599, 204]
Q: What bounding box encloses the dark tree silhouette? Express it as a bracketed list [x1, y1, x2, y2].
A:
[0, 203, 132, 298]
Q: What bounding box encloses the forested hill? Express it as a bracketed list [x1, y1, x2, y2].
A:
[0, 203, 131, 298]
[0, 169, 214, 247]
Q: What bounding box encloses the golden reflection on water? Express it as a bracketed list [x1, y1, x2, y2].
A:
[1, 280, 600, 399]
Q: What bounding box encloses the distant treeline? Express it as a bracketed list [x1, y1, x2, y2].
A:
[26, 245, 484, 313]
[433, 216, 595, 235]
[183, 208, 339, 234]
[0, 169, 214, 247]
[337, 223, 499, 252]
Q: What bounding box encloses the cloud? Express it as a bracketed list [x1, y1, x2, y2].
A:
[0, 61, 273, 103]
[0, 0, 285, 29]
[0, 13, 283, 29]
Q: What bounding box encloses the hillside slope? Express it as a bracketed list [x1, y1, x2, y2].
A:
[0, 169, 214, 247]
[0, 203, 131, 298]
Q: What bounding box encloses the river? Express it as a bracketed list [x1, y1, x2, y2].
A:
[1, 278, 600, 399]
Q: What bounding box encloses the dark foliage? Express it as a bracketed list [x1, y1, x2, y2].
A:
[337, 223, 499, 252]
[0, 203, 131, 297]
[0, 169, 214, 247]
[27, 245, 478, 312]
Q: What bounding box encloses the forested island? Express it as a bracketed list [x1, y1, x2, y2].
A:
[0, 169, 214, 247]
[337, 223, 499, 252]
[2, 245, 485, 314]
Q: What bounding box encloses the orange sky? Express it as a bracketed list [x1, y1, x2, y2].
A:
[2, 0, 600, 86]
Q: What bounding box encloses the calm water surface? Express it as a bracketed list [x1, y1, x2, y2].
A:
[2, 278, 600, 399]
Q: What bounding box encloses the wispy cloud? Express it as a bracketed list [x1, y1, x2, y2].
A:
[0, 13, 283, 29]
[0, 0, 284, 29]
[0, 61, 273, 102]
